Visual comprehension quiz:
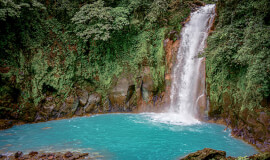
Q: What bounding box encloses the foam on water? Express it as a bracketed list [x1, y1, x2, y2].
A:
[141, 112, 200, 126]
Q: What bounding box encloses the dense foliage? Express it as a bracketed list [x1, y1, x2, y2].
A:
[0, 0, 198, 120]
[205, 0, 270, 114]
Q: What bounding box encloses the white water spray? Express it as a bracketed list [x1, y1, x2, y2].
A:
[146, 5, 216, 125]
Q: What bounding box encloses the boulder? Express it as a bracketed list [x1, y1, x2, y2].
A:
[77, 89, 89, 106]
[29, 151, 38, 157]
[60, 96, 79, 116]
[43, 104, 55, 114]
[109, 76, 135, 111]
[88, 93, 101, 105]
[64, 151, 73, 158]
[14, 151, 23, 158]
[111, 77, 130, 96]
[180, 148, 226, 160]
[84, 93, 101, 113]
[258, 112, 269, 125]
[109, 77, 129, 108]
[75, 107, 84, 116]
[85, 104, 96, 113]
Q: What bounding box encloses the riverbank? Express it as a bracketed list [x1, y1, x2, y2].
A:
[207, 113, 270, 153]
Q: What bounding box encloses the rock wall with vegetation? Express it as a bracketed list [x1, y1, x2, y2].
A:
[205, 0, 270, 152]
[0, 0, 206, 122]
[1, 0, 269, 153]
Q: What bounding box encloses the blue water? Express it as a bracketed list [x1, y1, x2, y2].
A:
[0, 114, 257, 159]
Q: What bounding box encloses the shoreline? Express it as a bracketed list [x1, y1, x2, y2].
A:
[0, 112, 133, 130]
[207, 118, 263, 153]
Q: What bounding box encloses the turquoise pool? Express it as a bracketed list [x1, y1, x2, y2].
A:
[0, 113, 257, 159]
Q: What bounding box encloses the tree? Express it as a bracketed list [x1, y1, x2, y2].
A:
[72, 0, 129, 41]
[145, 0, 168, 23]
[0, 0, 23, 21]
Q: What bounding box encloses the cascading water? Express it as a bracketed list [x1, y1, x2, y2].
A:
[149, 4, 216, 125]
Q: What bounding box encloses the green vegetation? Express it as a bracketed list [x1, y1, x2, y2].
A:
[0, 0, 200, 120]
[1, 0, 268, 123]
[205, 0, 270, 115]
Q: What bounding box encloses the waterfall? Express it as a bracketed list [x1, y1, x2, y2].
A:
[147, 5, 216, 125]
[170, 4, 216, 123]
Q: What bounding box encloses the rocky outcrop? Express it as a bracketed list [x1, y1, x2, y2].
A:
[180, 148, 226, 160]
[180, 148, 270, 160]
[0, 120, 15, 130]
[0, 151, 91, 160]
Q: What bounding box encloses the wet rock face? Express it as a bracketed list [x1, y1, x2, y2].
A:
[110, 77, 130, 105]
[141, 67, 154, 102]
[108, 76, 136, 112]
[209, 108, 270, 152]
[180, 148, 226, 160]
[231, 112, 270, 152]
